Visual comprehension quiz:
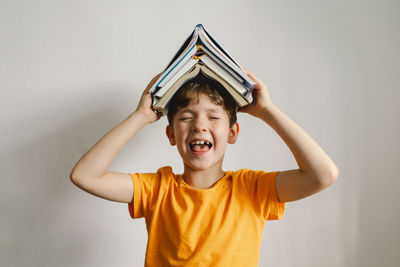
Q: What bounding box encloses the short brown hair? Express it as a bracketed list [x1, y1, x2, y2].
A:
[167, 72, 237, 127]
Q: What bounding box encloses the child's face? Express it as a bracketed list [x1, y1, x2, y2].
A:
[166, 93, 239, 172]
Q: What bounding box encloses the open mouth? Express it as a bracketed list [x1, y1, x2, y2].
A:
[189, 140, 213, 152]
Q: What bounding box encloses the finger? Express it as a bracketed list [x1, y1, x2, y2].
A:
[246, 71, 263, 87]
[149, 73, 162, 88]
[247, 70, 263, 83]
[249, 73, 268, 91]
[145, 72, 162, 91]
[246, 71, 259, 82]
[238, 105, 250, 113]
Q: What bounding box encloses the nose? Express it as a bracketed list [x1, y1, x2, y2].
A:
[191, 116, 207, 132]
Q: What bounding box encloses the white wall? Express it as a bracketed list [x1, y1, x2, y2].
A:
[1, 0, 399, 266]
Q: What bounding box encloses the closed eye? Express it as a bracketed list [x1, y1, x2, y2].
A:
[209, 117, 219, 120]
[179, 117, 192, 121]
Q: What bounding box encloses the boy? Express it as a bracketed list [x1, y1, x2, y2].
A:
[70, 70, 338, 266]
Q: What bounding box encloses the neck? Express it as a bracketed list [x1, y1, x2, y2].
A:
[182, 164, 225, 189]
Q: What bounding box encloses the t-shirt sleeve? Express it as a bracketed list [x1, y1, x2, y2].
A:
[241, 169, 285, 221]
[127, 169, 165, 219]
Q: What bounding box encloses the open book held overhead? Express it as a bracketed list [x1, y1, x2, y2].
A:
[150, 24, 256, 115]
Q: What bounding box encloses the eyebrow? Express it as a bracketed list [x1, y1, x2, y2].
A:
[179, 107, 223, 114]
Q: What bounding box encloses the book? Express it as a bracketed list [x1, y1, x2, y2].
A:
[153, 61, 250, 115]
[153, 50, 250, 101]
[149, 24, 255, 115]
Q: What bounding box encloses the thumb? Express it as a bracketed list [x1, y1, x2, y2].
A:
[238, 105, 250, 113]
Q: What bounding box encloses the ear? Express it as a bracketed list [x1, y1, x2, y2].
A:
[228, 122, 240, 144]
[166, 125, 176, 146]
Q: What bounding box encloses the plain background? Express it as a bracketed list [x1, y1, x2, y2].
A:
[1, 0, 399, 266]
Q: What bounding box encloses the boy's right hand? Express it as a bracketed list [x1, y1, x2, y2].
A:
[134, 73, 162, 124]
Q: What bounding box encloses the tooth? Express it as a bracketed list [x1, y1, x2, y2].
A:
[191, 140, 212, 146]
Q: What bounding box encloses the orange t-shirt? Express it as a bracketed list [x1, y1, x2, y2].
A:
[128, 166, 285, 266]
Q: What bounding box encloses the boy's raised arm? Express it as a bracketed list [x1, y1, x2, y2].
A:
[240, 70, 339, 203]
[70, 73, 161, 203]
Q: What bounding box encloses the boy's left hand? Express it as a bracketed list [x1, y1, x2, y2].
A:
[238, 69, 274, 119]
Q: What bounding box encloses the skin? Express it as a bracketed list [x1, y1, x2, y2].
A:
[70, 70, 339, 203]
[166, 94, 239, 189]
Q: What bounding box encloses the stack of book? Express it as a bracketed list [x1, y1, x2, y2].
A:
[149, 24, 256, 115]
